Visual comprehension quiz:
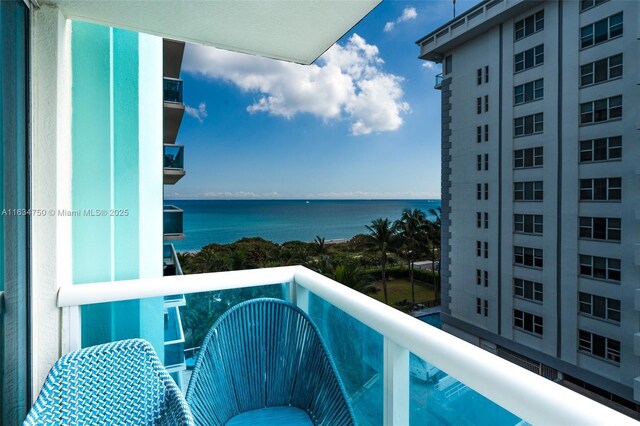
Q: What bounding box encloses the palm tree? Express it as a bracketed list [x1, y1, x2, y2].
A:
[395, 209, 427, 307]
[313, 235, 326, 256]
[365, 218, 397, 305]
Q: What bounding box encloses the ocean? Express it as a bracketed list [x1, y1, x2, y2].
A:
[166, 199, 441, 252]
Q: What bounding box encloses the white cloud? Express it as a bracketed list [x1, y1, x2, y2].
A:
[384, 7, 417, 32]
[183, 34, 409, 136]
[422, 62, 438, 71]
[185, 102, 208, 123]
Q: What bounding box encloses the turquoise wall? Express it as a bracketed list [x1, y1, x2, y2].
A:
[71, 21, 164, 359]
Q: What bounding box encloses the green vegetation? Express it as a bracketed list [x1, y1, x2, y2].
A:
[177, 208, 442, 348]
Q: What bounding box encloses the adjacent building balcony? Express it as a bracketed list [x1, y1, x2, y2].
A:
[56, 266, 635, 426]
[163, 78, 185, 145]
[163, 244, 186, 307]
[164, 305, 186, 373]
[163, 144, 185, 185]
[163, 205, 185, 241]
[434, 73, 443, 90]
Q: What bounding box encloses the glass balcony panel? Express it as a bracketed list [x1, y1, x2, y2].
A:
[164, 205, 184, 236]
[308, 292, 383, 426]
[409, 350, 522, 425]
[165, 341, 186, 368]
[164, 306, 183, 342]
[164, 144, 184, 169]
[434, 73, 443, 89]
[163, 77, 183, 103]
[80, 285, 286, 377]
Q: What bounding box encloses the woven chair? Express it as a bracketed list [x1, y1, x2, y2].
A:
[24, 338, 194, 426]
[185, 298, 356, 426]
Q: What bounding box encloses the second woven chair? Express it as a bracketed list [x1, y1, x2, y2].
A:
[185, 298, 356, 426]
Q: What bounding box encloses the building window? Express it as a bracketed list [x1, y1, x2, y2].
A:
[484, 154, 489, 171]
[578, 330, 620, 364]
[580, 95, 622, 124]
[514, 79, 543, 104]
[477, 155, 482, 171]
[484, 270, 488, 287]
[514, 309, 543, 335]
[514, 44, 544, 72]
[477, 126, 482, 143]
[484, 241, 488, 258]
[514, 181, 543, 201]
[514, 147, 543, 168]
[580, 54, 622, 87]
[484, 95, 489, 112]
[514, 113, 543, 137]
[579, 217, 621, 241]
[579, 255, 620, 282]
[444, 55, 453, 74]
[514, 246, 543, 268]
[514, 10, 544, 41]
[476, 212, 482, 228]
[484, 183, 489, 200]
[477, 183, 482, 200]
[484, 212, 488, 229]
[484, 66, 489, 83]
[514, 278, 543, 302]
[477, 68, 482, 85]
[484, 300, 488, 317]
[580, 136, 621, 163]
[476, 297, 482, 314]
[579, 292, 620, 322]
[514, 214, 543, 234]
[484, 124, 489, 142]
[581, 0, 609, 12]
[477, 97, 482, 114]
[477, 241, 482, 257]
[476, 269, 482, 285]
[580, 12, 623, 49]
[579, 177, 621, 201]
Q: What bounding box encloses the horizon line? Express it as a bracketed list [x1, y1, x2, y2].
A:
[163, 197, 442, 201]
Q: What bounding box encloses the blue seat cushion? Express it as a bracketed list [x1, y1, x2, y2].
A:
[225, 406, 314, 426]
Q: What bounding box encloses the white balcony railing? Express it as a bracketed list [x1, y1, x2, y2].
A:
[57, 266, 636, 425]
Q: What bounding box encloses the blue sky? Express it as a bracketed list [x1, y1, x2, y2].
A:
[166, 0, 480, 200]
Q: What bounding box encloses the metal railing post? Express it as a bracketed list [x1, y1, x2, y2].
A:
[383, 337, 409, 425]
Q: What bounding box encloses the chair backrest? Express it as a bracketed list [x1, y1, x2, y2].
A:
[185, 298, 356, 426]
[24, 338, 193, 426]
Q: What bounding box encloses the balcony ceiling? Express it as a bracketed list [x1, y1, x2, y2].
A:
[44, 0, 382, 65]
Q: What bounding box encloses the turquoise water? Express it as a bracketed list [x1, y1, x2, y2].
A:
[168, 199, 441, 251]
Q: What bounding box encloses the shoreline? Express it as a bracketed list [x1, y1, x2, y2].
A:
[174, 236, 354, 254]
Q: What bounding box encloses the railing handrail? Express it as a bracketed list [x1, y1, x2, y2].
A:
[56, 266, 637, 425]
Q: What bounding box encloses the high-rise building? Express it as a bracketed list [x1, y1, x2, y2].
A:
[162, 39, 188, 385]
[418, 0, 640, 411]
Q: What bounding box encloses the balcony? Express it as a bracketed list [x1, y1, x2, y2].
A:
[164, 305, 186, 373]
[57, 266, 634, 425]
[434, 73, 443, 90]
[164, 144, 186, 185]
[164, 77, 183, 103]
[163, 244, 185, 307]
[163, 205, 185, 241]
[163, 77, 184, 145]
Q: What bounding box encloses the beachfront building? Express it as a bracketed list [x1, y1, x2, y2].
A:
[0, 0, 637, 424]
[417, 0, 640, 414]
[162, 39, 188, 384]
